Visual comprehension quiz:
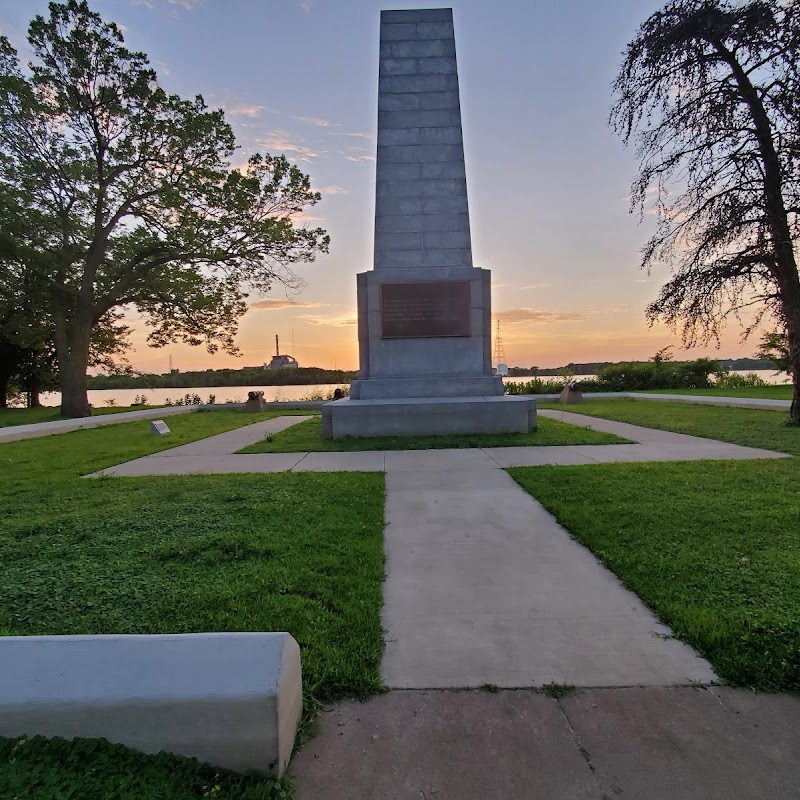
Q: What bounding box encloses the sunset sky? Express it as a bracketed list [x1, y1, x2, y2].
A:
[0, 0, 770, 372]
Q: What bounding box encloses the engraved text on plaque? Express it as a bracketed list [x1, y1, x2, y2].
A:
[381, 281, 471, 338]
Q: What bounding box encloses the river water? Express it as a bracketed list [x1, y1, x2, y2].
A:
[37, 369, 790, 408]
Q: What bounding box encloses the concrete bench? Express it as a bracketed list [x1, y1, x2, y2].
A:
[0, 632, 302, 776]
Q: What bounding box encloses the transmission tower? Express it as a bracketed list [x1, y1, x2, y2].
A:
[493, 320, 506, 366]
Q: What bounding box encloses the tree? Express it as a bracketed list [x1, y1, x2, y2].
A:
[0, 1, 329, 417]
[611, 0, 800, 423]
[756, 330, 791, 374]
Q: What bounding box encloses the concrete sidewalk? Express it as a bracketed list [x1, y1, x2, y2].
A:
[86, 416, 313, 477]
[381, 465, 715, 689]
[291, 687, 800, 800]
[88, 410, 789, 477]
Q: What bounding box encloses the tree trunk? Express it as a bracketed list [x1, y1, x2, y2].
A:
[54, 313, 92, 418]
[786, 311, 800, 426]
[59, 358, 91, 417]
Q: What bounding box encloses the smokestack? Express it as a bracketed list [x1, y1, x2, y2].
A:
[276, 334, 279, 357]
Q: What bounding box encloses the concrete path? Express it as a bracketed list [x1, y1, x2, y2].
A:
[291, 687, 800, 800]
[381, 465, 715, 689]
[88, 410, 788, 477]
[87, 417, 314, 477]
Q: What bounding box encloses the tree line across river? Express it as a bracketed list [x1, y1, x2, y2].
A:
[84, 356, 781, 394]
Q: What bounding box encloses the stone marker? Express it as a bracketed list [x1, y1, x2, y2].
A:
[0, 632, 302, 777]
[559, 384, 583, 404]
[150, 420, 171, 435]
[323, 8, 536, 438]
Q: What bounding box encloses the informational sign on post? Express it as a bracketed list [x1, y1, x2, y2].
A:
[150, 420, 171, 436]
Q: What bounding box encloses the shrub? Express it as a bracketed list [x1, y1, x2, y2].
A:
[597, 357, 719, 391]
[714, 371, 768, 389]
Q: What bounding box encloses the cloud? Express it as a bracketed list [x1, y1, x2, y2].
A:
[322, 185, 348, 196]
[224, 104, 266, 118]
[291, 212, 326, 224]
[293, 115, 338, 128]
[494, 308, 587, 324]
[295, 0, 312, 10]
[521, 283, 552, 290]
[333, 131, 376, 141]
[299, 310, 357, 327]
[344, 154, 375, 163]
[257, 131, 320, 162]
[249, 298, 322, 311]
[168, 0, 202, 8]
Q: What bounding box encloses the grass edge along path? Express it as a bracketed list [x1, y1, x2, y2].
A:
[0, 404, 173, 428]
[510, 459, 800, 691]
[539, 398, 800, 457]
[0, 409, 311, 477]
[1, 417, 386, 799]
[632, 385, 792, 400]
[0, 735, 290, 800]
[238, 415, 630, 454]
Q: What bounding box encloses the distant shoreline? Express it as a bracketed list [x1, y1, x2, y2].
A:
[87, 358, 778, 391]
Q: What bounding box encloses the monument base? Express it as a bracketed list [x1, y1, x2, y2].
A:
[321, 395, 537, 439]
[350, 374, 503, 400]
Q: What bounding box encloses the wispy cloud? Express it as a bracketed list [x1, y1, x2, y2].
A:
[295, 0, 312, 11]
[291, 212, 326, 224]
[224, 103, 266, 118]
[322, 185, 348, 196]
[250, 298, 322, 311]
[168, 0, 202, 8]
[521, 283, 552, 290]
[257, 131, 320, 162]
[299, 310, 357, 327]
[333, 131, 376, 141]
[344, 154, 375, 163]
[494, 308, 586, 324]
[293, 115, 338, 128]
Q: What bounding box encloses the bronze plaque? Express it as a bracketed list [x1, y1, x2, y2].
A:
[381, 281, 471, 338]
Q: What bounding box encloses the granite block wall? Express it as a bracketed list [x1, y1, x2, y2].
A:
[374, 8, 472, 270]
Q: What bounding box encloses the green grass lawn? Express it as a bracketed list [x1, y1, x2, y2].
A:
[634, 385, 793, 400]
[238, 415, 629, 454]
[540, 398, 800, 456]
[0, 735, 289, 800]
[510, 459, 800, 691]
[0, 412, 385, 799]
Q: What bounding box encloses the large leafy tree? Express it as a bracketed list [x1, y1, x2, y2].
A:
[0, 1, 328, 417]
[611, 0, 800, 422]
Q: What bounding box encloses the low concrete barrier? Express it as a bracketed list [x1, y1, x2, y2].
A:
[0, 632, 302, 776]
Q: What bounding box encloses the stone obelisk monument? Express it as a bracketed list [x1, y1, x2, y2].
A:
[323, 8, 535, 438]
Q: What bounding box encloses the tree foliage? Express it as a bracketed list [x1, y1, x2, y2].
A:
[611, 0, 800, 421]
[756, 330, 791, 374]
[0, 1, 329, 416]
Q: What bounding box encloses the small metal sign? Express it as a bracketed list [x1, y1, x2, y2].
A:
[150, 420, 171, 436]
